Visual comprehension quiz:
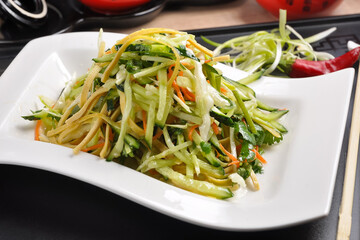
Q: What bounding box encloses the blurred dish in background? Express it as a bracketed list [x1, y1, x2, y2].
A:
[0, 0, 167, 46]
[256, 0, 342, 19]
[0, 0, 236, 46]
[0, 0, 48, 27]
[78, 0, 151, 15]
[168, 0, 236, 6]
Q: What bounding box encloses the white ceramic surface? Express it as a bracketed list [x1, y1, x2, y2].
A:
[0, 32, 355, 231]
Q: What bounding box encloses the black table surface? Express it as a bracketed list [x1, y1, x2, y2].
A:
[1, 14, 360, 240]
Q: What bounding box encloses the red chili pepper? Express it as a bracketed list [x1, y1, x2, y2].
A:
[289, 47, 360, 78]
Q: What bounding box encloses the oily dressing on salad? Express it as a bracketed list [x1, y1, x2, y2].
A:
[22, 28, 288, 199]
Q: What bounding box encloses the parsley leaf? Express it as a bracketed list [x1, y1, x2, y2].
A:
[175, 45, 199, 61]
[234, 121, 256, 145]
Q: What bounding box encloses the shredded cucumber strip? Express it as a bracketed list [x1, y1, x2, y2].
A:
[133, 61, 174, 78]
[155, 68, 168, 122]
[145, 101, 156, 148]
[173, 94, 192, 113]
[252, 116, 281, 138]
[156, 95, 173, 127]
[162, 127, 194, 167]
[156, 167, 233, 199]
[137, 141, 192, 171]
[141, 55, 173, 63]
[176, 134, 194, 178]
[232, 89, 257, 134]
[108, 76, 132, 160]
[171, 111, 202, 125]
[144, 159, 179, 172]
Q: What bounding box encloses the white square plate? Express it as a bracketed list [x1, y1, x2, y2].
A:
[0, 32, 355, 231]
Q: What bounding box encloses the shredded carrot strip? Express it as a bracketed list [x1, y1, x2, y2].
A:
[34, 120, 42, 141]
[219, 143, 239, 167]
[182, 91, 194, 101]
[188, 125, 199, 141]
[211, 122, 220, 135]
[172, 80, 185, 103]
[81, 142, 105, 152]
[152, 129, 163, 141]
[216, 150, 220, 157]
[220, 87, 227, 94]
[168, 64, 186, 102]
[180, 86, 195, 101]
[251, 148, 267, 164]
[219, 143, 237, 162]
[142, 110, 147, 132]
[228, 161, 240, 167]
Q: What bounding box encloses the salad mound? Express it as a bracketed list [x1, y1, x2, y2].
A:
[22, 28, 288, 199]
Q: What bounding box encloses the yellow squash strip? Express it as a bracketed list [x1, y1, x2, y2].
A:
[110, 28, 183, 53]
[79, 64, 102, 107]
[48, 112, 118, 137]
[119, 90, 145, 137]
[187, 38, 214, 57]
[65, 87, 108, 124]
[210, 55, 231, 62]
[73, 104, 108, 154]
[57, 101, 78, 127]
[98, 41, 106, 58]
[100, 107, 122, 158]
[100, 124, 111, 158]
[57, 120, 91, 144]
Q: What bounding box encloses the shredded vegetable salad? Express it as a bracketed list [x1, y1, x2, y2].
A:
[22, 28, 288, 199]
